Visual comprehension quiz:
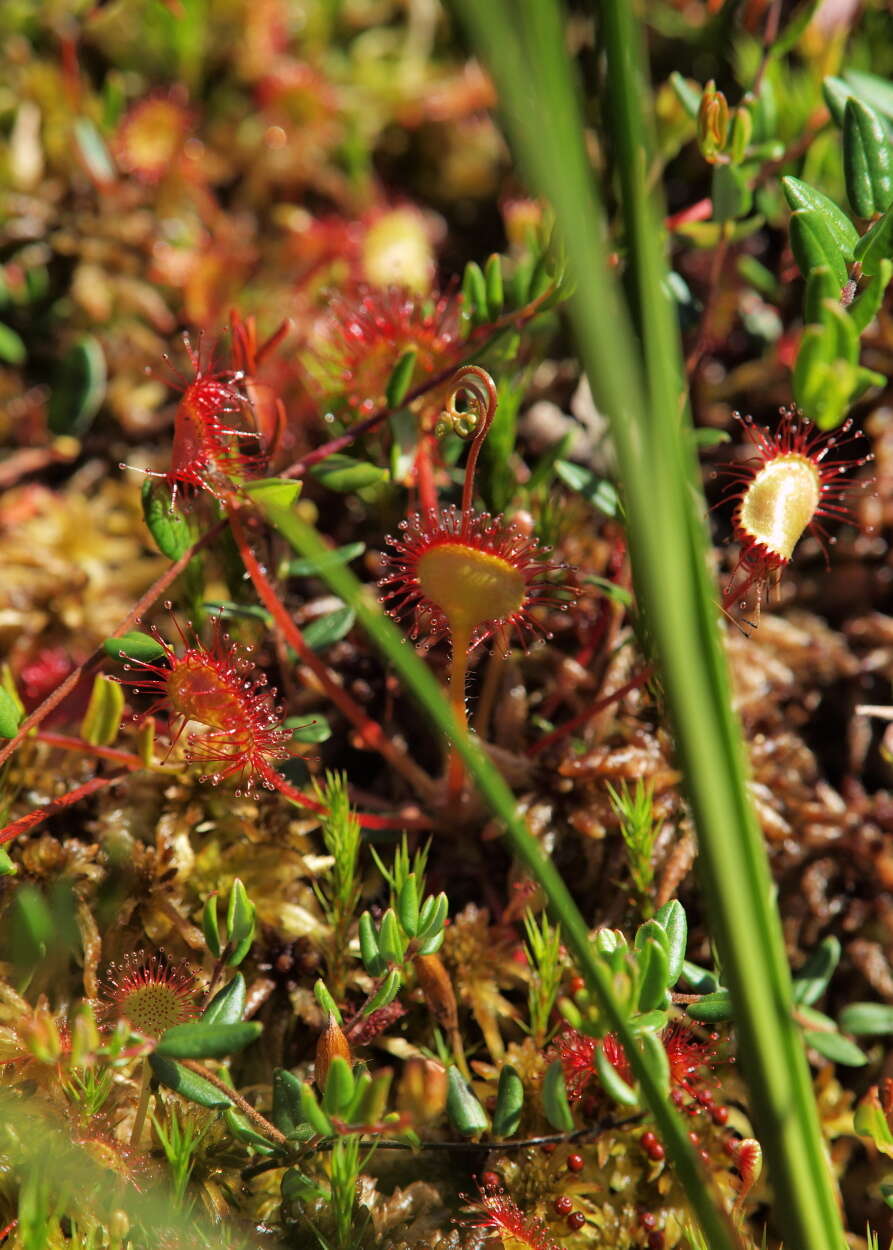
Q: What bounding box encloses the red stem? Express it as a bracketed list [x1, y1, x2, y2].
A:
[280, 291, 553, 482]
[414, 433, 438, 516]
[526, 669, 652, 758]
[227, 510, 437, 802]
[35, 732, 147, 770]
[0, 771, 130, 846]
[256, 759, 428, 832]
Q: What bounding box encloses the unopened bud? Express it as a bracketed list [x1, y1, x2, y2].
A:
[314, 1014, 351, 1090]
[729, 104, 753, 165]
[108, 1210, 130, 1241]
[413, 954, 458, 1032]
[69, 1001, 100, 1069]
[398, 1056, 448, 1123]
[22, 1004, 62, 1064]
[733, 1138, 763, 1213]
[697, 81, 729, 163]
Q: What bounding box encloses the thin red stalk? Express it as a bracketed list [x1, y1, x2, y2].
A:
[526, 669, 651, 758]
[0, 771, 130, 845]
[414, 434, 438, 515]
[281, 292, 553, 481]
[256, 759, 428, 832]
[35, 732, 146, 770]
[228, 510, 437, 802]
[664, 197, 712, 232]
[0, 518, 226, 772]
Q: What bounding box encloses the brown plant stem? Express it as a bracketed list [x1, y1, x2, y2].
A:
[178, 1060, 287, 1147]
[228, 509, 437, 803]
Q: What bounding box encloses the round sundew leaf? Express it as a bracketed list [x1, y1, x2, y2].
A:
[102, 631, 166, 664]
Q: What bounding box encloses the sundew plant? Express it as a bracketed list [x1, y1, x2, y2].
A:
[3, 3, 893, 1250]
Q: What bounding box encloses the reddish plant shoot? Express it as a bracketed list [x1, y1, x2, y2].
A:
[306, 283, 463, 419]
[460, 1182, 560, 1250]
[380, 365, 571, 798]
[118, 612, 293, 795]
[720, 409, 872, 613]
[125, 335, 265, 509]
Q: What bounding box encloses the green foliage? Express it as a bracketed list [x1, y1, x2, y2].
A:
[151, 1100, 211, 1206]
[202, 878, 257, 967]
[523, 910, 564, 1046]
[608, 779, 661, 908]
[312, 772, 362, 996]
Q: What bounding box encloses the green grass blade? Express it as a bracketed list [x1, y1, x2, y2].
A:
[252, 495, 741, 1250]
[449, 2, 845, 1247]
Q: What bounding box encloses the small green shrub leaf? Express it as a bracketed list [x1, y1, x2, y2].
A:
[310, 454, 388, 493]
[302, 605, 355, 650]
[844, 97, 893, 217]
[201, 974, 246, 1027]
[79, 674, 124, 747]
[542, 1059, 575, 1129]
[102, 631, 166, 664]
[789, 210, 849, 289]
[149, 1054, 234, 1108]
[782, 177, 858, 257]
[447, 1066, 489, 1136]
[0, 687, 24, 738]
[386, 348, 418, 409]
[492, 1064, 524, 1137]
[839, 1002, 893, 1036]
[687, 990, 733, 1022]
[49, 336, 106, 437]
[854, 203, 893, 275]
[803, 1029, 867, 1067]
[155, 1021, 261, 1060]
